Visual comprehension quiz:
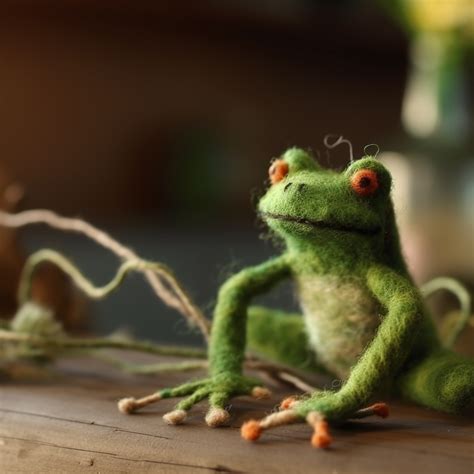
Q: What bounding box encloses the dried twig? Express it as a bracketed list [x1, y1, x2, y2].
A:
[0, 209, 211, 339]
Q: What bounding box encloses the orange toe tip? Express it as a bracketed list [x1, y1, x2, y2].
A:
[241, 420, 262, 441]
[311, 432, 332, 449]
[280, 397, 296, 410]
[372, 403, 390, 418]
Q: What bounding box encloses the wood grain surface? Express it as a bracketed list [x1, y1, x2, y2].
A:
[0, 356, 473, 473]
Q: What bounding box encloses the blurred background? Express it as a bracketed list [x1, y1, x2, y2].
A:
[0, 1, 472, 352]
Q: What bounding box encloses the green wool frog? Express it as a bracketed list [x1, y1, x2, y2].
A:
[119, 148, 474, 448]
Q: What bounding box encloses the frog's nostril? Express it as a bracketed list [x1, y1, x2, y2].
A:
[298, 183, 306, 192]
[284, 182, 292, 192]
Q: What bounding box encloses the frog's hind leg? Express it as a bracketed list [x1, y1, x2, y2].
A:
[398, 349, 474, 413]
[247, 306, 325, 374]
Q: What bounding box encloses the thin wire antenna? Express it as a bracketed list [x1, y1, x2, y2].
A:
[364, 143, 380, 158]
[324, 149, 330, 164]
[323, 134, 354, 164]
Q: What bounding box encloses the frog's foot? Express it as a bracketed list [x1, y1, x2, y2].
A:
[117, 376, 270, 428]
[241, 400, 390, 448]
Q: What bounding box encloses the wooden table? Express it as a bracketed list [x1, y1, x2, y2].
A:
[1, 356, 473, 473]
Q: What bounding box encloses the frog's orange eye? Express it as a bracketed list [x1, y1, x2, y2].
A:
[269, 159, 289, 184]
[351, 169, 379, 196]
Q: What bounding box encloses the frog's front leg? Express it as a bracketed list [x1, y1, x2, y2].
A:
[242, 265, 423, 448]
[118, 255, 291, 426]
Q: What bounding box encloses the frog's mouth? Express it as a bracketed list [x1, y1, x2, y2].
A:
[260, 212, 381, 235]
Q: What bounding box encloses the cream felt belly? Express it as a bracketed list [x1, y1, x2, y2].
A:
[298, 275, 382, 380]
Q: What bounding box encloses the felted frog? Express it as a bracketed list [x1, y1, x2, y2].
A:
[119, 148, 474, 448]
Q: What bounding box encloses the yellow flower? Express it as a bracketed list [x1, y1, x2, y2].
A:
[405, 0, 474, 35]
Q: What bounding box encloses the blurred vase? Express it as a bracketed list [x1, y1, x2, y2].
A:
[381, 30, 473, 283]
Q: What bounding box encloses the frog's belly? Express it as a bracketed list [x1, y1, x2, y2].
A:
[298, 276, 382, 380]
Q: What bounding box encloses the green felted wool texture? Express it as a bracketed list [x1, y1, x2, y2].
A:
[209, 256, 290, 376]
[246, 306, 326, 373]
[294, 265, 427, 420]
[162, 147, 473, 419]
[398, 349, 474, 413]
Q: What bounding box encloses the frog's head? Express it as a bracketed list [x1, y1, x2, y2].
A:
[258, 148, 394, 247]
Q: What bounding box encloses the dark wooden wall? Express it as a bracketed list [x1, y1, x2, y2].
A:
[0, 1, 408, 224]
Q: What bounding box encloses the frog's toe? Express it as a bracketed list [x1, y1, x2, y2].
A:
[279, 395, 301, 410]
[241, 419, 263, 441]
[251, 386, 272, 399]
[306, 412, 332, 449]
[117, 392, 162, 414]
[163, 409, 187, 425]
[370, 402, 390, 418]
[205, 406, 231, 427]
[117, 380, 206, 415]
[352, 402, 390, 419]
[241, 409, 300, 442]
